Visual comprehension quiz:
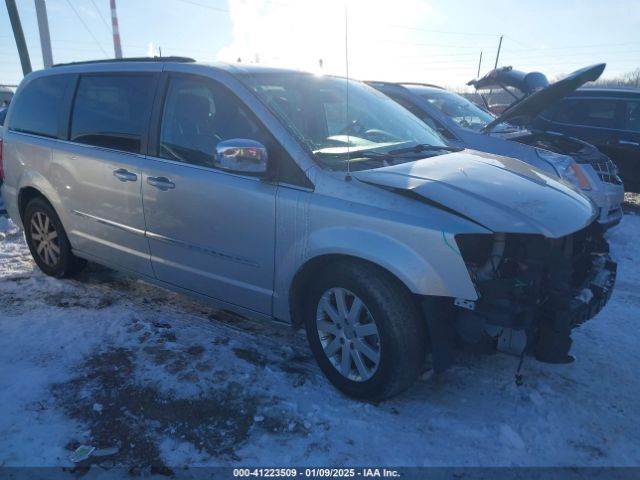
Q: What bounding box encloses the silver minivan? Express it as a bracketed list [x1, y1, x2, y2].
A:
[0, 59, 616, 400]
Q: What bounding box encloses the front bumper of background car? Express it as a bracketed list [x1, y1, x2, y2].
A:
[582, 171, 625, 229]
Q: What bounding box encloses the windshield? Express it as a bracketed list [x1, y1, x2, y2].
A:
[241, 73, 448, 171]
[418, 89, 496, 131]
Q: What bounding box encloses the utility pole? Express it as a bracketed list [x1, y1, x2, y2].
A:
[110, 0, 123, 58]
[477, 51, 483, 78]
[5, 0, 32, 75]
[494, 35, 503, 69]
[34, 0, 53, 67]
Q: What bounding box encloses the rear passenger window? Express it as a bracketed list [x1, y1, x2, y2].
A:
[70, 75, 154, 154]
[8, 75, 72, 138]
[554, 98, 621, 129]
[624, 100, 640, 132]
[159, 76, 268, 168]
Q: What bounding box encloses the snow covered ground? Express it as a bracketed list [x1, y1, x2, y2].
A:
[1, 213, 639, 473]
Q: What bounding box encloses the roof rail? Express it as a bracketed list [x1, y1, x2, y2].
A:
[52, 56, 196, 68]
[366, 80, 444, 90]
[397, 82, 444, 90]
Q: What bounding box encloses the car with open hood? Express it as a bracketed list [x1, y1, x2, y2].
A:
[1, 59, 616, 400]
[369, 64, 625, 228]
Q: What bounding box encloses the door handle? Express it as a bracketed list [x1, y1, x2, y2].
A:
[619, 140, 640, 146]
[113, 168, 138, 182]
[147, 176, 175, 190]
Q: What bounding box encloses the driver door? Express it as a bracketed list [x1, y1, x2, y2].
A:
[141, 74, 277, 314]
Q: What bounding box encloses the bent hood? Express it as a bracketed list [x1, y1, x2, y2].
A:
[481, 64, 606, 132]
[353, 149, 597, 238]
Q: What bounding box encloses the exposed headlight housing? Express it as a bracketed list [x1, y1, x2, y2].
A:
[537, 149, 591, 191]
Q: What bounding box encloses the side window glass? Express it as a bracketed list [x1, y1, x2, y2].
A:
[624, 100, 640, 132]
[159, 77, 268, 168]
[8, 75, 73, 138]
[389, 93, 455, 140]
[555, 98, 619, 129]
[70, 74, 154, 153]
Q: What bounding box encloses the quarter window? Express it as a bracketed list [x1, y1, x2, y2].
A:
[159, 77, 268, 168]
[554, 98, 621, 129]
[70, 75, 154, 153]
[8, 75, 73, 138]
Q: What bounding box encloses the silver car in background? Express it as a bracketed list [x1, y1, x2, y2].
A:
[369, 64, 625, 228]
[0, 59, 616, 400]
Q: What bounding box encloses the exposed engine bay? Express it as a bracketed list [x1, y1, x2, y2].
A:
[423, 221, 617, 372]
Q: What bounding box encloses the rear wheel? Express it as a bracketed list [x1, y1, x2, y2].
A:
[23, 197, 86, 278]
[303, 261, 425, 400]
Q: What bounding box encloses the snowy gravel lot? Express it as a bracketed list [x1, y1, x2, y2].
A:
[0, 212, 639, 473]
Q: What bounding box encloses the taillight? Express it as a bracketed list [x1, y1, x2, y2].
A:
[0, 139, 4, 182]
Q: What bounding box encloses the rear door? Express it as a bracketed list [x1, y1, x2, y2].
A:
[141, 73, 277, 314]
[55, 72, 158, 276]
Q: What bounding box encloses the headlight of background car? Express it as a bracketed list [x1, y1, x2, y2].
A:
[536, 149, 591, 191]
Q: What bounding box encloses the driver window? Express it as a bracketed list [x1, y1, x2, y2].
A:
[159, 77, 268, 168]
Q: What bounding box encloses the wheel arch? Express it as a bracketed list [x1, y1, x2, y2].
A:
[18, 186, 51, 219]
[288, 253, 420, 329]
[16, 171, 69, 229]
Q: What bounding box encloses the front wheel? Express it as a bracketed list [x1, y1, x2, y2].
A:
[23, 197, 86, 278]
[303, 261, 426, 400]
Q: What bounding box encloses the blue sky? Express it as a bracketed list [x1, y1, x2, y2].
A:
[1, 0, 639, 89]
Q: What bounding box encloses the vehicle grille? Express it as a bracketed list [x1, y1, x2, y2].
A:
[592, 158, 622, 185]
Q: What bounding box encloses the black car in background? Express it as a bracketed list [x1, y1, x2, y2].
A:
[534, 89, 640, 192]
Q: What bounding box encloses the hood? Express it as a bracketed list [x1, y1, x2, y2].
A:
[353, 149, 597, 238]
[481, 64, 606, 132]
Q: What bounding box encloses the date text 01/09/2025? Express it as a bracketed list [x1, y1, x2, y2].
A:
[232, 468, 401, 478]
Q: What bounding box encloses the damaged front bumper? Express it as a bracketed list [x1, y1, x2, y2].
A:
[423, 221, 617, 372]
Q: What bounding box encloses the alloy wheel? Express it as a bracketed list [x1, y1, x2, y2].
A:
[315, 287, 381, 382]
[30, 211, 60, 267]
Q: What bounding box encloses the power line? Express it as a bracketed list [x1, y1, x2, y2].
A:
[505, 36, 640, 53]
[398, 57, 640, 70]
[89, 0, 113, 34]
[63, 0, 109, 56]
[366, 38, 498, 49]
[174, 0, 229, 13]
[386, 24, 498, 37]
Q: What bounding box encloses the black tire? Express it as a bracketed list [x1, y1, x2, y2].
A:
[23, 197, 86, 278]
[303, 261, 426, 401]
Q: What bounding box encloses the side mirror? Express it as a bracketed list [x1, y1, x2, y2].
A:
[214, 139, 268, 175]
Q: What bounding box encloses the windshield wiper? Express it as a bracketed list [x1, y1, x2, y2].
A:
[388, 144, 463, 155]
[315, 150, 393, 160]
